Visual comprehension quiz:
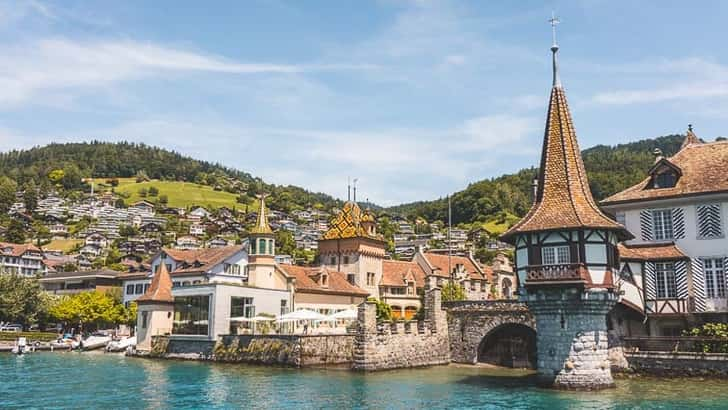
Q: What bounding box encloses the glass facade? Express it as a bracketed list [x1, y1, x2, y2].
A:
[173, 295, 210, 335]
[230, 297, 254, 333]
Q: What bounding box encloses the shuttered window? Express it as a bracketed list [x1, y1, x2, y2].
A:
[697, 204, 723, 239]
[652, 210, 674, 240]
[655, 262, 676, 298]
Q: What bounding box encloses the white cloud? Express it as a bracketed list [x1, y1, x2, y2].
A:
[0, 37, 376, 107]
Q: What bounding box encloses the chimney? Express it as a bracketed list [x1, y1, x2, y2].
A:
[653, 148, 664, 164]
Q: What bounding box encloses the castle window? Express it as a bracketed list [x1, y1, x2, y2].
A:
[347, 273, 356, 285]
[542, 246, 570, 265]
[330, 257, 336, 265]
[703, 258, 725, 299]
[343, 256, 350, 264]
[367, 272, 376, 286]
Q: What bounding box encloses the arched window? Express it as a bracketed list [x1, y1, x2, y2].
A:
[258, 238, 267, 254]
[250, 240, 256, 254]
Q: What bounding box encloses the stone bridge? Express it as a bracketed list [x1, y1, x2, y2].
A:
[444, 300, 536, 367]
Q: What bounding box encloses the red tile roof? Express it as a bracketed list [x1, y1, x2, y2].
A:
[501, 85, 630, 242]
[381, 260, 426, 287]
[422, 252, 487, 281]
[0, 242, 42, 257]
[280, 265, 369, 297]
[602, 139, 728, 205]
[618, 242, 688, 261]
[137, 262, 174, 303]
[162, 245, 244, 274]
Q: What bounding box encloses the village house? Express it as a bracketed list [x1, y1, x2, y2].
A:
[189, 222, 206, 236]
[84, 232, 109, 248]
[130, 200, 155, 215]
[175, 235, 201, 250]
[0, 242, 46, 276]
[39, 269, 122, 295]
[601, 127, 728, 335]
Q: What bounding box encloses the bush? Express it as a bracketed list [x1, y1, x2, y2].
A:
[148, 186, 159, 196]
[159, 194, 168, 205]
[138, 187, 148, 197]
[367, 297, 392, 321]
[683, 322, 728, 353]
[0, 332, 58, 342]
[442, 282, 466, 302]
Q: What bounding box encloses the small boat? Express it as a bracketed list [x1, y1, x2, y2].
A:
[51, 336, 79, 350]
[106, 336, 136, 352]
[81, 334, 112, 351]
[11, 337, 29, 355]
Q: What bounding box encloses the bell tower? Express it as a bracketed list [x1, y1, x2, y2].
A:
[500, 16, 632, 390]
[247, 194, 276, 288]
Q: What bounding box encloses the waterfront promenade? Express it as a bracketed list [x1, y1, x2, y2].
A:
[2, 352, 728, 409]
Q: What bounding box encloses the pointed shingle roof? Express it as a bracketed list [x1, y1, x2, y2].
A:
[250, 194, 273, 235]
[501, 47, 631, 242]
[136, 260, 173, 304]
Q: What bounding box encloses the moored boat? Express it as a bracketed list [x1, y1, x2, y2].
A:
[106, 336, 136, 352]
[81, 334, 112, 351]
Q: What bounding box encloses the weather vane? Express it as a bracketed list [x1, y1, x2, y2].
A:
[549, 12, 560, 47]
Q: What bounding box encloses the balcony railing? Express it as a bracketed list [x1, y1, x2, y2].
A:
[623, 336, 728, 353]
[526, 263, 585, 283]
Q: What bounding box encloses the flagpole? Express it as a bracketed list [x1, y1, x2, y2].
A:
[448, 195, 452, 293]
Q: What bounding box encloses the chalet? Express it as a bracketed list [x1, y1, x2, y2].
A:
[175, 235, 201, 250]
[130, 200, 155, 214]
[139, 222, 163, 234]
[189, 223, 206, 236]
[49, 223, 68, 237]
[601, 127, 728, 334]
[0, 242, 46, 277]
[84, 232, 108, 248]
[79, 244, 103, 258]
[188, 207, 210, 221]
[206, 237, 230, 248]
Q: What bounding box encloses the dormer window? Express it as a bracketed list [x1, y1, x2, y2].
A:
[654, 171, 677, 188]
[320, 274, 328, 287]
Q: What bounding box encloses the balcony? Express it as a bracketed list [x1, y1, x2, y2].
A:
[525, 263, 586, 284]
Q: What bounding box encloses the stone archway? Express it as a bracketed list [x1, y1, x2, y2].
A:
[443, 300, 535, 364]
[478, 323, 536, 368]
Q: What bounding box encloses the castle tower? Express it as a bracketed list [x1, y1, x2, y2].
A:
[247, 194, 277, 288]
[500, 18, 632, 390]
[318, 200, 387, 297]
[136, 258, 174, 351]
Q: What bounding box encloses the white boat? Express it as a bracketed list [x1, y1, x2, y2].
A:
[81, 334, 112, 351]
[51, 338, 79, 350]
[11, 337, 29, 355]
[106, 336, 136, 352]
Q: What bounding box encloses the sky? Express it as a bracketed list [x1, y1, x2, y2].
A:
[2, 0, 728, 206]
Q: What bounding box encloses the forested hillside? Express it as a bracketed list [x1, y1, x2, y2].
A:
[0, 141, 343, 212]
[386, 134, 688, 226]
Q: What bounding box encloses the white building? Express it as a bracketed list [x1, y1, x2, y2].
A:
[602, 129, 728, 335]
[0, 242, 46, 277]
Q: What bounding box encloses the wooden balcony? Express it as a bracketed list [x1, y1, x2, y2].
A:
[525, 263, 586, 284]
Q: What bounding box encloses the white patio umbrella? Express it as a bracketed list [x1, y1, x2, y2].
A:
[230, 317, 254, 322]
[251, 315, 276, 322]
[276, 309, 327, 322]
[326, 309, 358, 321]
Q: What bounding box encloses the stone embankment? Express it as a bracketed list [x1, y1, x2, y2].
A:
[624, 351, 728, 377]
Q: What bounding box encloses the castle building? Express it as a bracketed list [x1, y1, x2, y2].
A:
[500, 30, 632, 389]
[602, 127, 728, 334]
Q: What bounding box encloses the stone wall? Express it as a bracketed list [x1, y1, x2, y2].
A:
[352, 287, 450, 371]
[148, 336, 216, 359]
[214, 334, 354, 367]
[625, 351, 728, 377]
[444, 300, 534, 364]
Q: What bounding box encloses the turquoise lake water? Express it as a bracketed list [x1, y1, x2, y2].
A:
[1, 352, 727, 409]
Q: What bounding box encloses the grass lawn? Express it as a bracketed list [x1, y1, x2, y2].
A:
[482, 213, 520, 236]
[44, 239, 83, 252]
[112, 178, 253, 210]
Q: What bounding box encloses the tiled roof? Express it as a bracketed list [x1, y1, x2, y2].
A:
[0, 242, 42, 257]
[602, 138, 728, 205]
[618, 242, 688, 261]
[381, 260, 426, 287]
[422, 252, 487, 281]
[163, 245, 244, 274]
[250, 194, 273, 235]
[137, 262, 174, 303]
[322, 201, 383, 241]
[281, 265, 369, 297]
[501, 83, 630, 242]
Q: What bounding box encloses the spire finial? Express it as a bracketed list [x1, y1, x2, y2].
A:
[688, 123, 693, 132]
[549, 12, 562, 88]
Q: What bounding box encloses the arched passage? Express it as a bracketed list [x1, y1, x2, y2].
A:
[477, 323, 536, 369]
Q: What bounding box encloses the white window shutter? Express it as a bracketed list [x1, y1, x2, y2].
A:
[675, 260, 688, 299]
[697, 204, 723, 239]
[640, 210, 653, 241]
[691, 258, 707, 313]
[672, 208, 685, 239]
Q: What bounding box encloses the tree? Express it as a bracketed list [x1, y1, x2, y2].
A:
[119, 224, 138, 238]
[4, 219, 26, 243]
[274, 229, 296, 255]
[0, 274, 51, 327]
[49, 291, 129, 332]
[442, 282, 466, 302]
[159, 194, 168, 205]
[138, 187, 148, 197]
[23, 180, 38, 212]
[0, 176, 17, 214]
[48, 169, 65, 185]
[367, 297, 392, 321]
[148, 186, 159, 197]
[114, 198, 126, 208]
